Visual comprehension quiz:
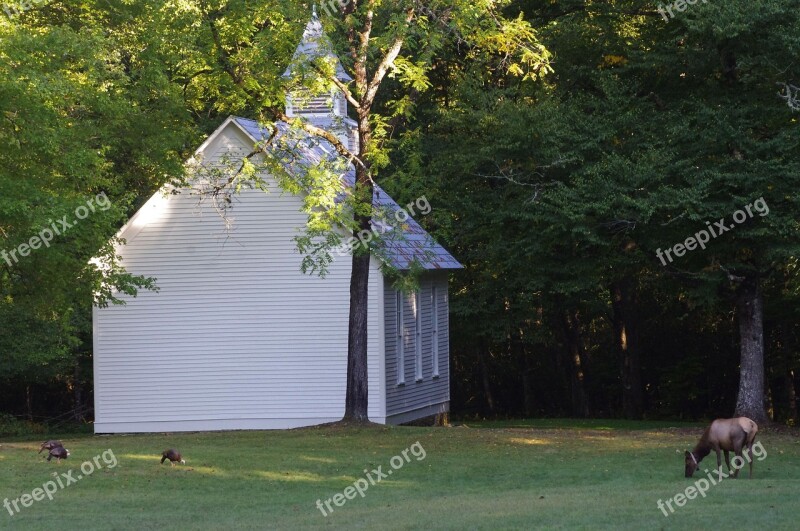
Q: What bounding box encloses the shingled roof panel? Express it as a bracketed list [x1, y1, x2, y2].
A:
[234, 116, 462, 271]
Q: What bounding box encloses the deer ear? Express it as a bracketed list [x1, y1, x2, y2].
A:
[684, 450, 691, 457]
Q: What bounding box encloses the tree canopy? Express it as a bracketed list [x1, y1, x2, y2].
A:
[1, 0, 798, 424]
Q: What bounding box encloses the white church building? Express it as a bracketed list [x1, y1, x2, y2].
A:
[92, 13, 462, 433]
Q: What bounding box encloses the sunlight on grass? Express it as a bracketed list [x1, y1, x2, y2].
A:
[370, 479, 416, 489]
[300, 455, 336, 464]
[183, 465, 229, 476]
[257, 470, 326, 482]
[508, 437, 549, 446]
[563, 434, 669, 450]
[615, 440, 656, 450]
[643, 431, 688, 438]
[582, 435, 616, 441]
[1, 423, 798, 529]
[120, 453, 161, 462]
[120, 454, 229, 476]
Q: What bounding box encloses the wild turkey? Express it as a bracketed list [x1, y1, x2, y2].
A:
[160, 449, 185, 466]
[38, 440, 63, 454]
[47, 446, 69, 462]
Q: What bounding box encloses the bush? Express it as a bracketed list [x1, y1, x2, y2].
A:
[0, 413, 46, 437]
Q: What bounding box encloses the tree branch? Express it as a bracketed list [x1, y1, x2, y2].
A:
[201, 6, 368, 175]
[204, 3, 243, 85]
[309, 62, 361, 111]
[271, 109, 368, 174]
[365, 9, 414, 107]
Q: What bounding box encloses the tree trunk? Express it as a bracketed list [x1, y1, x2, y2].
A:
[787, 369, 798, 425]
[780, 324, 797, 424]
[611, 279, 644, 418]
[563, 310, 590, 417]
[343, 250, 371, 421]
[734, 277, 768, 423]
[25, 385, 33, 421]
[521, 346, 534, 416]
[553, 336, 568, 413]
[342, 158, 373, 422]
[478, 344, 496, 413]
[511, 328, 534, 416]
[73, 361, 84, 422]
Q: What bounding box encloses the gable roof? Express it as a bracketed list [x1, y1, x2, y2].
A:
[230, 116, 462, 271]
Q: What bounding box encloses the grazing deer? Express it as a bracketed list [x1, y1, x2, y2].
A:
[685, 417, 758, 479]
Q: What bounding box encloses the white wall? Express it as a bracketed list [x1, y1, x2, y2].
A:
[93, 122, 386, 432]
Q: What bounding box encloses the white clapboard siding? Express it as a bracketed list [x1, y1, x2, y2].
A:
[93, 122, 386, 432]
[383, 274, 450, 422]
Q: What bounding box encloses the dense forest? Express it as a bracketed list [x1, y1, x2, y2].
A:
[1, 0, 798, 429]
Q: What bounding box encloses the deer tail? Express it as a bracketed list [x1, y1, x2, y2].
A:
[745, 419, 758, 447]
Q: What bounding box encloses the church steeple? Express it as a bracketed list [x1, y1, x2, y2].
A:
[282, 9, 358, 154]
[282, 7, 353, 84]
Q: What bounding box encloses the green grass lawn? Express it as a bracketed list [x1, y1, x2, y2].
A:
[1, 420, 798, 530]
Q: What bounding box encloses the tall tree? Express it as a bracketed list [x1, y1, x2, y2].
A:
[0, 2, 187, 406]
[160, 0, 550, 421]
[385, 0, 799, 421]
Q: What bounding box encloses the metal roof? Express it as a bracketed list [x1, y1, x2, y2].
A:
[233, 116, 462, 271]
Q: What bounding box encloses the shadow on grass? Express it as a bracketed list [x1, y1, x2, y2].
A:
[456, 418, 706, 431]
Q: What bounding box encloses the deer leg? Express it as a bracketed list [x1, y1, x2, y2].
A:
[724, 450, 731, 473]
[716, 450, 723, 480]
[744, 443, 753, 479]
[733, 441, 744, 479]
